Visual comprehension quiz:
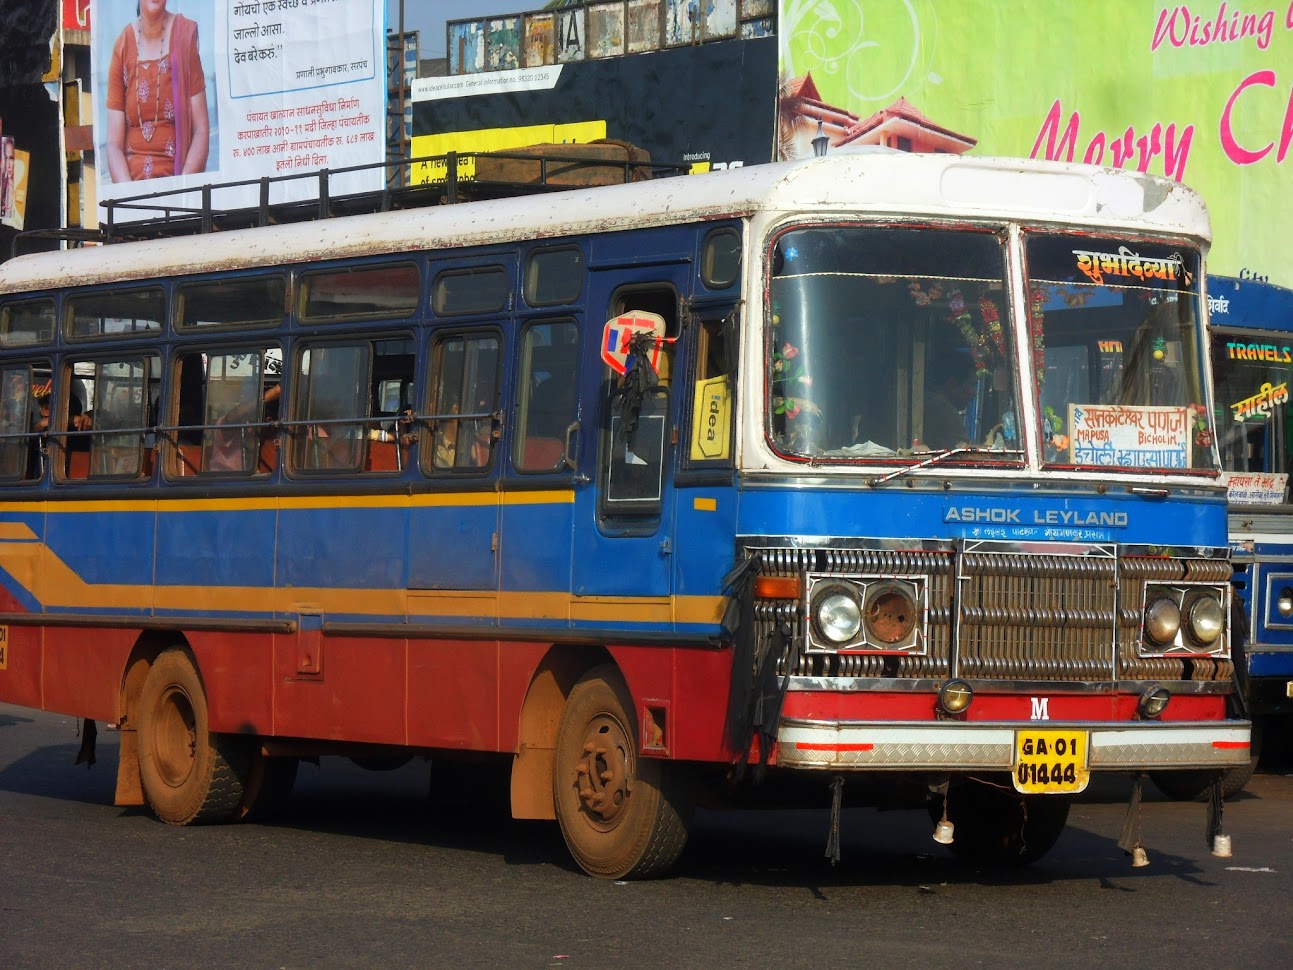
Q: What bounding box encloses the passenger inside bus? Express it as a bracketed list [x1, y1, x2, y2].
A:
[921, 352, 977, 449]
[207, 383, 279, 473]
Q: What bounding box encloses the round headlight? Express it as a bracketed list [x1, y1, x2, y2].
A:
[938, 679, 974, 715]
[1278, 588, 1293, 618]
[1186, 595, 1225, 645]
[813, 587, 862, 644]
[864, 583, 918, 645]
[1138, 684, 1171, 719]
[1144, 596, 1181, 646]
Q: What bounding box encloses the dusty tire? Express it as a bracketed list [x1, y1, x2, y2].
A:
[137, 649, 251, 825]
[1151, 720, 1262, 801]
[237, 754, 298, 822]
[932, 781, 1070, 866]
[553, 665, 692, 879]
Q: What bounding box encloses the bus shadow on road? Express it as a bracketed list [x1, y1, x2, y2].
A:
[0, 742, 1245, 886]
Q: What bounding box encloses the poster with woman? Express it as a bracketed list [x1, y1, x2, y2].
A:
[93, 0, 218, 186]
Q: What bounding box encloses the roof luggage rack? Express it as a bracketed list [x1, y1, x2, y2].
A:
[104, 142, 684, 242]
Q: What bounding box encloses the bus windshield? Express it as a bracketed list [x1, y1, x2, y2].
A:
[1025, 233, 1217, 473]
[1211, 327, 1291, 502]
[766, 224, 1019, 462]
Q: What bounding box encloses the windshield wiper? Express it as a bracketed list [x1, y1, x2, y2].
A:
[867, 446, 1025, 487]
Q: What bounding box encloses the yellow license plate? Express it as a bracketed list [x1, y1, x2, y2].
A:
[1013, 730, 1090, 794]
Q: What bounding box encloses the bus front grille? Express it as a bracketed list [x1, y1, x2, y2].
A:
[745, 542, 1232, 684]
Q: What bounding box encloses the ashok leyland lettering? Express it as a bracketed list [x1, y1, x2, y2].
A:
[0, 151, 1247, 878]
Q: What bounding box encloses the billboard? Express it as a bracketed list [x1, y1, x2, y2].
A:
[90, 0, 387, 220]
[412, 35, 778, 180]
[780, 0, 1293, 289]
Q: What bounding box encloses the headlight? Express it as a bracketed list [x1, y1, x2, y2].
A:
[1278, 587, 1293, 618]
[1144, 596, 1181, 645]
[1185, 595, 1225, 645]
[813, 585, 862, 644]
[863, 582, 918, 646]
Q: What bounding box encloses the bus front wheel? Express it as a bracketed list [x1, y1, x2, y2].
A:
[137, 649, 251, 825]
[552, 665, 692, 879]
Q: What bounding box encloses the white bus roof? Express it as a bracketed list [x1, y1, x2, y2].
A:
[0, 152, 1210, 295]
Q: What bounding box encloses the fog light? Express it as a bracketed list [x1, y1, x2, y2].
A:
[1144, 597, 1181, 646]
[938, 679, 974, 715]
[813, 586, 862, 645]
[1138, 684, 1171, 719]
[1186, 595, 1224, 646]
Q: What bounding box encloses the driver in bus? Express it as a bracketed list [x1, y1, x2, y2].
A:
[922, 352, 977, 450]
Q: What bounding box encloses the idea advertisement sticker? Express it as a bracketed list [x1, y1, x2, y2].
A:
[601, 312, 666, 375]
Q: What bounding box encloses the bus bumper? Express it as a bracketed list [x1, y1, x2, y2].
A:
[775, 719, 1252, 771]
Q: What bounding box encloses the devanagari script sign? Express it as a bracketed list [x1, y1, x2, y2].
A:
[1068, 404, 1191, 468]
[91, 0, 385, 221]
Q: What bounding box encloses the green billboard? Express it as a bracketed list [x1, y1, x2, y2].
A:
[781, 0, 1292, 288]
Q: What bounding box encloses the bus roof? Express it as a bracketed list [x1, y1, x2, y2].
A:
[0, 151, 1211, 295]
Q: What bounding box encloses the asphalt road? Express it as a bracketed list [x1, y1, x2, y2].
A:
[2, 703, 1290, 969]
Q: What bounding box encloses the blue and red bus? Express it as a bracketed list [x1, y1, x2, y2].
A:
[0, 151, 1248, 877]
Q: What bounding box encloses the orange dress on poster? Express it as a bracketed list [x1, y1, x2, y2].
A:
[106, 13, 206, 180]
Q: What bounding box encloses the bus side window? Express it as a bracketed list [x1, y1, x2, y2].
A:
[0, 364, 32, 481]
[514, 321, 578, 473]
[427, 330, 500, 474]
[291, 344, 371, 474]
[687, 314, 735, 466]
[63, 355, 157, 481]
[173, 349, 278, 477]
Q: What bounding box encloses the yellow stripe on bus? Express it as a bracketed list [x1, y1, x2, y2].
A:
[0, 489, 575, 516]
[0, 539, 726, 626]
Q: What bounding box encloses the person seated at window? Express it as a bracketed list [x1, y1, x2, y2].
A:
[207, 384, 279, 473]
[304, 397, 362, 470]
[922, 353, 977, 450]
[432, 401, 491, 470]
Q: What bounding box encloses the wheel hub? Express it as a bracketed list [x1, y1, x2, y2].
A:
[575, 714, 632, 828]
[154, 685, 198, 789]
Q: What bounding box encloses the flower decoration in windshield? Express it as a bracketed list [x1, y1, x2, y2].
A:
[947, 289, 990, 379]
[979, 295, 1005, 356]
[1188, 403, 1213, 448]
[1028, 287, 1047, 386]
[772, 340, 816, 419]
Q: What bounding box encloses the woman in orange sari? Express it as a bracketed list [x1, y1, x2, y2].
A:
[105, 0, 210, 181]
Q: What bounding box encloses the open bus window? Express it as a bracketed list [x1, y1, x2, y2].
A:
[766, 225, 1016, 461]
[67, 288, 164, 340]
[62, 355, 158, 480]
[686, 313, 735, 465]
[1, 298, 56, 347]
[1210, 330, 1290, 503]
[515, 321, 577, 472]
[1026, 234, 1215, 472]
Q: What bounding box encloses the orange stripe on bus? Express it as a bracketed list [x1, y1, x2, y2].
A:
[1212, 740, 1250, 749]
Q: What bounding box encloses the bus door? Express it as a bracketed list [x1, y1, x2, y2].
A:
[571, 270, 691, 617]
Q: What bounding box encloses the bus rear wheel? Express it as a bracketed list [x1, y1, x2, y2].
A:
[137, 649, 250, 825]
[931, 780, 1071, 866]
[553, 665, 692, 879]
